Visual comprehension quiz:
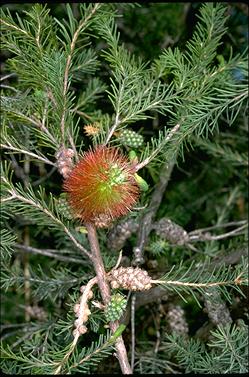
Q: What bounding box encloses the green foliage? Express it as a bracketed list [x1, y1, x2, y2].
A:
[157, 257, 248, 306]
[164, 321, 248, 373]
[0, 227, 17, 259]
[0, 329, 119, 374]
[0, 2, 248, 375]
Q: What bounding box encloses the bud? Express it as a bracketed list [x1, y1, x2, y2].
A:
[134, 173, 149, 192]
[57, 193, 73, 219]
[105, 293, 127, 322]
[120, 129, 144, 148]
[84, 122, 101, 137]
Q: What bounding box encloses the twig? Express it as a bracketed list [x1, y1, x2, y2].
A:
[130, 294, 136, 372]
[129, 159, 175, 369]
[189, 223, 248, 242]
[151, 275, 248, 288]
[74, 109, 94, 120]
[105, 109, 121, 145]
[189, 220, 247, 235]
[85, 222, 132, 374]
[1, 182, 92, 260]
[32, 166, 57, 186]
[67, 324, 126, 373]
[0, 73, 17, 81]
[135, 123, 180, 172]
[152, 308, 161, 355]
[9, 154, 27, 182]
[54, 277, 98, 375]
[14, 244, 86, 264]
[113, 250, 123, 270]
[0, 84, 18, 92]
[0, 17, 29, 34]
[22, 143, 31, 322]
[210, 246, 248, 268]
[104, 78, 126, 145]
[2, 110, 59, 147]
[54, 333, 80, 375]
[1, 143, 56, 166]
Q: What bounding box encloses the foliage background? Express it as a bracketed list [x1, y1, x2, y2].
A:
[0, 2, 248, 374]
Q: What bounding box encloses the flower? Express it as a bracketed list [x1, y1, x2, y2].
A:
[63, 146, 139, 223]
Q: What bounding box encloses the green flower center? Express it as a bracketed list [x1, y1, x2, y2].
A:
[98, 164, 127, 195]
[109, 164, 126, 185]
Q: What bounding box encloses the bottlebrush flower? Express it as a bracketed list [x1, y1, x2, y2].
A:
[63, 146, 140, 224]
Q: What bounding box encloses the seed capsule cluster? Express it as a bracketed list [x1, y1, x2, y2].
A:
[153, 218, 189, 245]
[166, 304, 189, 336]
[73, 284, 94, 337]
[57, 194, 73, 220]
[120, 129, 144, 148]
[92, 213, 113, 228]
[105, 293, 127, 322]
[203, 288, 232, 326]
[109, 267, 152, 291]
[56, 147, 74, 178]
[107, 218, 139, 251]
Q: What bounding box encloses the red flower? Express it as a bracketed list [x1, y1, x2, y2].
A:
[63, 146, 139, 223]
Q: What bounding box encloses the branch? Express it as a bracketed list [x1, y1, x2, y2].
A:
[104, 80, 124, 145]
[54, 277, 98, 375]
[151, 276, 248, 288]
[14, 243, 86, 264]
[189, 223, 248, 242]
[189, 220, 247, 235]
[1, 143, 56, 166]
[121, 286, 170, 326]
[133, 160, 176, 265]
[85, 222, 132, 374]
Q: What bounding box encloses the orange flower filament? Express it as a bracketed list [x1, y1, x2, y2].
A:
[63, 146, 139, 223]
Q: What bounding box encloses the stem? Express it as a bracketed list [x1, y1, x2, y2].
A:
[130, 294, 136, 372]
[1, 144, 56, 166]
[23, 138, 31, 322]
[151, 277, 248, 287]
[135, 123, 180, 172]
[15, 244, 86, 264]
[85, 222, 132, 375]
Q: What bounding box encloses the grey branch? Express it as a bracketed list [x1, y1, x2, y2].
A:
[15, 244, 86, 264]
[133, 160, 176, 265]
[1, 143, 56, 166]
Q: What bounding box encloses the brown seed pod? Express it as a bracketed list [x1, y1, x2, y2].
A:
[108, 267, 152, 291]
